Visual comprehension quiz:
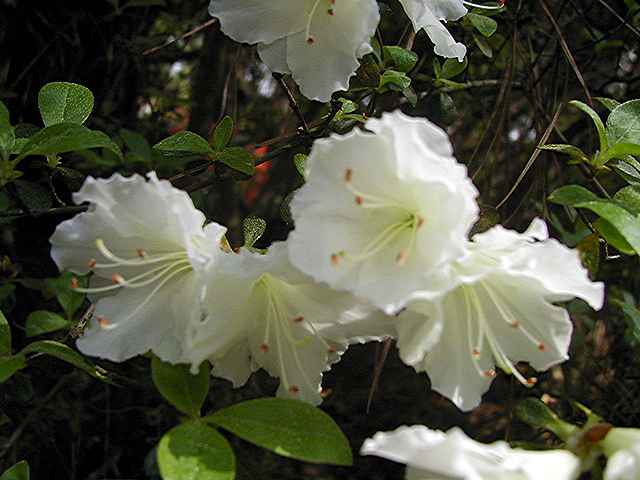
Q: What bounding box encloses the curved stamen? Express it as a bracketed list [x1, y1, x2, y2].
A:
[305, 0, 323, 44]
[95, 238, 188, 267]
[461, 286, 487, 377]
[462, 1, 504, 9]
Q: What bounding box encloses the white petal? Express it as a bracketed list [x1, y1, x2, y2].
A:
[209, 340, 255, 387]
[257, 38, 291, 74]
[208, 0, 309, 45]
[429, 0, 468, 20]
[605, 446, 640, 480]
[77, 271, 199, 363]
[285, 0, 379, 101]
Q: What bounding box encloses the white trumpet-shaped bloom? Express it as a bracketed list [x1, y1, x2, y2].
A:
[398, 0, 468, 61]
[395, 219, 605, 410]
[361, 425, 581, 480]
[208, 0, 380, 102]
[185, 242, 391, 405]
[288, 110, 479, 314]
[50, 172, 226, 363]
[602, 428, 640, 480]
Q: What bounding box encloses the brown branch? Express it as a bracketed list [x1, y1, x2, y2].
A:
[273, 73, 311, 137]
[142, 18, 218, 56]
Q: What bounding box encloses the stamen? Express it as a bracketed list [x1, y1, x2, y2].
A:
[260, 343, 269, 353]
[293, 316, 304, 323]
[71, 277, 79, 289]
[88, 259, 97, 269]
[396, 249, 408, 266]
[538, 343, 546, 351]
[97, 316, 110, 328]
[111, 273, 125, 285]
[305, 0, 323, 44]
[289, 385, 300, 395]
[355, 195, 364, 205]
[527, 377, 538, 385]
[137, 249, 146, 258]
[463, 0, 504, 9]
[483, 369, 496, 378]
[93, 238, 188, 268]
[345, 168, 352, 182]
[331, 252, 342, 266]
[320, 388, 332, 398]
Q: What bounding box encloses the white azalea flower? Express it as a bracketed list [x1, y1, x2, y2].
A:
[288, 110, 479, 314]
[602, 428, 640, 480]
[398, 0, 468, 61]
[395, 219, 605, 410]
[50, 172, 226, 363]
[185, 242, 390, 405]
[208, 0, 380, 102]
[361, 425, 581, 480]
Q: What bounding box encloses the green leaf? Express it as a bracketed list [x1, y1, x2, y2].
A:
[594, 218, 635, 255]
[217, 147, 255, 175]
[598, 142, 640, 166]
[45, 272, 87, 319]
[243, 216, 267, 248]
[154, 131, 214, 156]
[548, 185, 600, 206]
[612, 158, 640, 184]
[473, 33, 493, 58]
[205, 398, 353, 466]
[379, 70, 412, 91]
[14, 180, 52, 210]
[468, 13, 498, 38]
[570, 100, 608, 152]
[383, 46, 418, 73]
[151, 355, 209, 417]
[157, 422, 235, 480]
[594, 97, 621, 112]
[38, 82, 94, 127]
[0, 101, 10, 129]
[20, 340, 109, 381]
[15, 123, 122, 162]
[578, 201, 640, 255]
[25, 310, 71, 338]
[615, 186, 640, 216]
[440, 57, 468, 80]
[0, 310, 10, 356]
[577, 233, 600, 277]
[607, 99, 640, 146]
[539, 144, 590, 163]
[0, 126, 15, 162]
[515, 398, 577, 441]
[0, 460, 29, 480]
[0, 355, 26, 383]
[212, 116, 233, 151]
[293, 153, 307, 179]
[120, 128, 152, 160]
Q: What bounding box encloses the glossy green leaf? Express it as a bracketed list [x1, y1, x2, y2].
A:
[293, 153, 307, 179]
[205, 398, 353, 466]
[243, 216, 266, 248]
[607, 99, 640, 146]
[539, 144, 589, 163]
[594, 218, 635, 255]
[468, 12, 498, 38]
[20, 340, 109, 381]
[213, 116, 233, 151]
[120, 128, 152, 160]
[598, 143, 640, 166]
[15, 123, 122, 162]
[154, 131, 213, 156]
[151, 355, 209, 417]
[577, 233, 600, 277]
[0, 355, 26, 383]
[217, 147, 254, 175]
[615, 186, 640, 216]
[0, 460, 29, 480]
[594, 97, 621, 112]
[439, 57, 468, 80]
[379, 70, 411, 91]
[0, 310, 10, 356]
[579, 201, 640, 255]
[383, 46, 418, 73]
[515, 398, 577, 441]
[570, 100, 608, 152]
[38, 82, 94, 127]
[548, 185, 600, 206]
[0, 101, 10, 128]
[612, 158, 640, 184]
[0, 125, 15, 162]
[157, 422, 235, 480]
[25, 310, 71, 338]
[473, 33, 493, 58]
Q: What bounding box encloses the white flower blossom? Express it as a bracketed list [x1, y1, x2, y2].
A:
[398, 0, 468, 61]
[49, 172, 226, 363]
[185, 242, 391, 405]
[208, 0, 380, 102]
[395, 219, 605, 410]
[361, 425, 581, 480]
[288, 110, 479, 314]
[602, 428, 640, 480]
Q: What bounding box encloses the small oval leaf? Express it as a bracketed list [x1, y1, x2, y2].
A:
[151, 355, 210, 417]
[38, 82, 94, 127]
[25, 310, 70, 338]
[213, 116, 233, 151]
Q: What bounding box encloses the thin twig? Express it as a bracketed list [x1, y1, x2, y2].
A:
[366, 338, 393, 413]
[273, 73, 311, 137]
[142, 18, 218, 56]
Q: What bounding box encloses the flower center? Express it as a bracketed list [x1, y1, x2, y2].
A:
[71, 238, 192, 329]
[305, 0, 336, 44]
[461, 283, 546, 387]
[252, 273, 336, 397]
[331, 168, 424, 267]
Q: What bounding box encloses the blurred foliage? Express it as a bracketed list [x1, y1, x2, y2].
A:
[2, 0, 640, 478]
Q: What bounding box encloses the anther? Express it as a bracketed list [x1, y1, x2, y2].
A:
[355, 195, 364, 205]
[293, 315, 304, 323]
[396, 249, 408, 266]
[289, 385, 300, 395]
[320, 388, 333, 398]
[526, 377, 538, 386]
[306, 36, 315, 44]
[510, 320, 520, 328]
[483, 369, 496, 378]
[472, 348, 481, 357]
[88, 259, 97, 269]
[136, 249, 146, 258]
[328, 346, 337, 354]
[417, 216, 425, 228]
[111, 273, 125, 285]
[345, 168, 353, 182]
[327, 8, 334, 15]
[97, 316, 110, 328]
[538, 343, 546, 351]
[260, 343, 269, 353]
[70, 277, 79, 289]
[331, 253, 341, 266]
